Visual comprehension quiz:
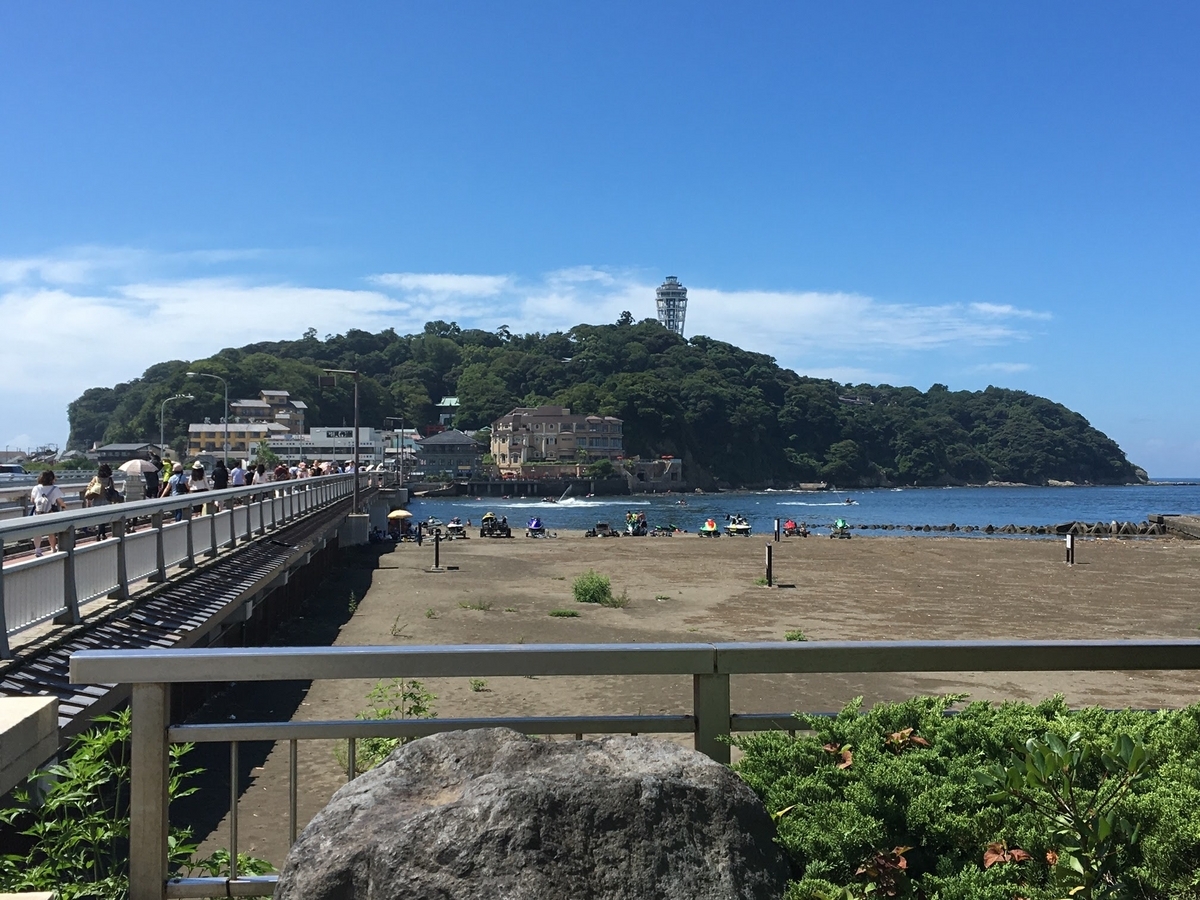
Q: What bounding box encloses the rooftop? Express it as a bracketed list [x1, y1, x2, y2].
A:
[417, 428, 481, 447]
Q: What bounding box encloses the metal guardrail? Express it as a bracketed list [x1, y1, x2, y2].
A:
[0, 473, 382, 657]
[67, 638, 1200, 900]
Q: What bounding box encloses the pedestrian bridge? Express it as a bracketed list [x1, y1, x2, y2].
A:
[0, 472, 404, 739]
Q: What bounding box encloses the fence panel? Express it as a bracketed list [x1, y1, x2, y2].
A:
[162, 520, 189, 567]
[74, 540, 119, 603]
[125, 529, 159, 583]
[213, 510, 234, 549]
[2, 554, 67, 631]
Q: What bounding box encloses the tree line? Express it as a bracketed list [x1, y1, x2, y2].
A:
[68, 318, 1144, 487]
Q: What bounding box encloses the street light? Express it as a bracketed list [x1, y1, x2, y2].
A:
[160, 394, 194, 460]
[321, 368, 360, 512]
[186, 372, 228, 464]
[384, 416, 405, 486]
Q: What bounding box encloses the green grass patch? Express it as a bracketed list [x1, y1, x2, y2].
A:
[548, 609, 581, 618]
[572, 569, 612, 604]
[458, 600, 493, 611]
[784, 629, 807, 641]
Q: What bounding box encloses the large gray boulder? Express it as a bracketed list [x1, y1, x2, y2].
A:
[275, 728, 790, 900]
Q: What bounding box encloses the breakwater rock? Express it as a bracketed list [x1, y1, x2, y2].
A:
[276, 728, 791, 900]
[833, 520, 1169, 536]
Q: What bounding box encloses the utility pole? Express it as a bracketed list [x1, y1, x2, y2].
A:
[160, 394, 194, 460]
[384, 416, 406, 486]
[322, 369, 360, 511]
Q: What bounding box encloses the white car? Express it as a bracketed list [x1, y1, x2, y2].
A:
[0, 463, 27, 480]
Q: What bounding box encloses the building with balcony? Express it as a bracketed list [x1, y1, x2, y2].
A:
[229, 390, 307, 435]
[414, 429, 483, 478]
[490, 406, 624, 474]
[188, 422, 290, 459]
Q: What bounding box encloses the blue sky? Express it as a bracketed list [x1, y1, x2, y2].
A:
[1, 3, 1197, 475]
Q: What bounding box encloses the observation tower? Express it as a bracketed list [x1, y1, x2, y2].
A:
[655, 275, 688, 336]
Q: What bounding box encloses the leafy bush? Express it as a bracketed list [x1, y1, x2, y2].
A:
[0, 709, 269, 898]
[785, 629, 808, 641]
[549, 609, 581, 617]
[336, 679, 437, 775]
[734, 695, 1200, 900]
[572, 570, 612, 605]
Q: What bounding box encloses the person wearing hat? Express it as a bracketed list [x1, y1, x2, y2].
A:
[162, 461, 190, 520]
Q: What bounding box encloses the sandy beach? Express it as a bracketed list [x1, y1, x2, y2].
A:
[186, 532, 1200, 867]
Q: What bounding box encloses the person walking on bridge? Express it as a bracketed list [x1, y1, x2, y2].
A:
[30, 469, 65, 557]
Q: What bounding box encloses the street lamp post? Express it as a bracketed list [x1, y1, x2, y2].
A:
[384, 416, 405, 486]
[321, 369, 360, 511]
[160, 394, 194, 460]
[186, 372, 228, 464]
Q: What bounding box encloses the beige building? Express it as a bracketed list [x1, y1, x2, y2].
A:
[229, 390, 307, 434]
[491, 406, 624, 473]
[188, 422, 289, 459]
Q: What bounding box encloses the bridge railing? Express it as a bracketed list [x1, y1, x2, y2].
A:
[69, 638, 1200, 900]
[0, 472, 381, 656]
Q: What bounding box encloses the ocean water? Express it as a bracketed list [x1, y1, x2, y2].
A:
[408, 482, 1200, 538]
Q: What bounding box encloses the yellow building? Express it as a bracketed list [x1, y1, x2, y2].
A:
[187, 422, 289, 459]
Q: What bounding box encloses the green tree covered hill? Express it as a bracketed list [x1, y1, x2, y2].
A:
[68, 319, 1145, 487]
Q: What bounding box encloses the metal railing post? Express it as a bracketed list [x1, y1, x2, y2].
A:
[130, 682, 170, 900]
[257, 492, 267, 535]
[112, 517, 129, 599]
[0, 562, 10, 659]
[151, 512, 166, 582]
[693, 673, 731, 764]
[230, 741, 240, 882]
[57, 525, 80, 625]
[207, 506, 218, 557]
[183, 505, 195, 569]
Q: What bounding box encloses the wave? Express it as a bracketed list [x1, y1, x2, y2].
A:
[778, 501, 858, 507]
[559, 498, 652, 507]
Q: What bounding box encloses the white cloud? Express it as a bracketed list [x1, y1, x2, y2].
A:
[369, 272, 511, 297]
[970, 302, 1051, 320]
[973, 362, 1033, 374]
[2, 249, 1054, 452]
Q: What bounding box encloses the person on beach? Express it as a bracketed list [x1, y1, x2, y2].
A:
[30, 469, 66, 556]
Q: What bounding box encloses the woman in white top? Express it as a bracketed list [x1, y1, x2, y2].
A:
[30, 469, 66, 556]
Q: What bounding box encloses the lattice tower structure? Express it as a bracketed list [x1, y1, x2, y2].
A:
[655, 275, 688, 336]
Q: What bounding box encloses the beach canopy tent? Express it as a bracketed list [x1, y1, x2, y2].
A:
[387, 509, 413, 520]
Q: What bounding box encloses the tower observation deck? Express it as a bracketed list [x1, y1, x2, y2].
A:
[655, 276, 688, 336]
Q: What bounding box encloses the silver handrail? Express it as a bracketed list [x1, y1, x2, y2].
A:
[1, 472, 381, 655]
[66, 638, 1200, 900]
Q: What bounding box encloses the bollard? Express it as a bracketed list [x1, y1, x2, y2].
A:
[1065, 533, 1075, 566]
[764, 543, 773, 587]
[433, 529, 441, 570]
[774, 518, 781, 542]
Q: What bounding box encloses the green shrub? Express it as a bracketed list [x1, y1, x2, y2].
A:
[572, 570, 612, 605]
[0, 709, 270, 898]
[785, 629, 808, 642]
[549, 608, 580, 617]
[735, 695, 1200, 900]
[335, 679, 436, 775]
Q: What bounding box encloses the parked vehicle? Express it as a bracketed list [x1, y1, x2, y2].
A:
[724, 514, 752, 537]
[479, 512, 512, 538]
